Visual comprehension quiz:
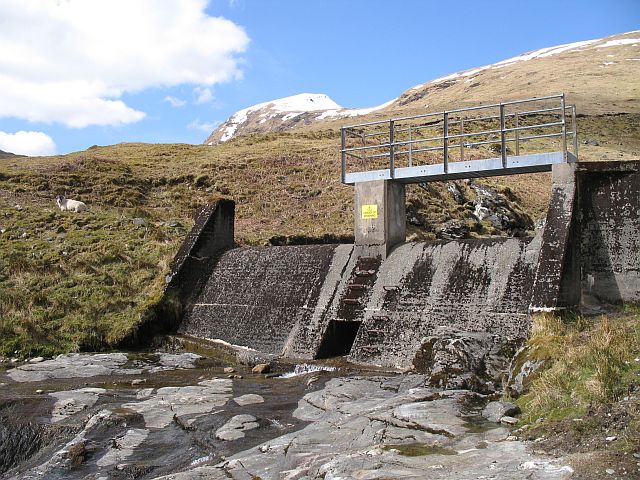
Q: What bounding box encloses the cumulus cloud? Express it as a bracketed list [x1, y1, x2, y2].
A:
[0, 0, 249, 128]
[164, 96, 187, 108]
[188, 118, 218, 133]
[0, 131, 56, 156]
[194, 87, 214, 104]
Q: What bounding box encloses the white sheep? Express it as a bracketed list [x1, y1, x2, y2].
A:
[55, 195, 88, 213]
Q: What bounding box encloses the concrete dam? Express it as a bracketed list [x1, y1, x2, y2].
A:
[146, 159, 640, 390]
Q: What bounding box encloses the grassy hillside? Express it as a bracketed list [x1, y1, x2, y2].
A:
[1, 113, 638, 357]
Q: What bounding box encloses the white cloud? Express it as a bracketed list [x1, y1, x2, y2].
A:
[194, 87, 214, 104]
[188, 118, 218, 133]
[0, 0, 249, 128]
[164, 96, 186, 108]
[0, 131, 56, 156]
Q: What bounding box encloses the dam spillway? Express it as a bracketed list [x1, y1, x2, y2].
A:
[152, 160, 640, 389]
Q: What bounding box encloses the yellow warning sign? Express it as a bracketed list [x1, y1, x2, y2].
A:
[361, 204, 378, 219]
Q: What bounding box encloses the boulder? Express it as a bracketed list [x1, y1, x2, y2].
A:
[482, 401, 521, 423]
[251, 363, 270, 374]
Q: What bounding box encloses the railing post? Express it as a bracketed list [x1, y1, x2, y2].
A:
[515, 112, 520, 156]
[460, 119, 464, 162]
[500, 104, 507, 168]
[560, 94, 567, 161]
[409, 124, 413, 167]
[571, 105, 578, 159]
[341, 127, 346, 183]
[389, 120, 395, 179]
[443, 112, 449, 173]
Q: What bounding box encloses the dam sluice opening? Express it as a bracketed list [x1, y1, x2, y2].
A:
[316, 320, 362, 359]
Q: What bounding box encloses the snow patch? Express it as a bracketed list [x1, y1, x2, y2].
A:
[597, 38, 640, 48]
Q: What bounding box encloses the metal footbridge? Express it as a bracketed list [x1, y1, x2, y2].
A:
[340, 94, 578, 184]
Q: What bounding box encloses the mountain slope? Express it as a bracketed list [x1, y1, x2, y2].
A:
[205, 30, 640, 143]
[204, 93, 394, 145]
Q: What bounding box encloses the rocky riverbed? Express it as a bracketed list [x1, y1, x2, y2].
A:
[0, 350, 576, 479]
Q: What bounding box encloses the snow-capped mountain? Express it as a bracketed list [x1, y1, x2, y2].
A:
[204, 93, 396, 145]
[205, 31, 640, 144]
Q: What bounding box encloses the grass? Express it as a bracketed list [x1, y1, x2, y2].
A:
[0, 114, 637, 357]
[515, 306, 640, 423]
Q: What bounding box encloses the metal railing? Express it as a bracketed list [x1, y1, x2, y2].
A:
[340, 94, 578, 183]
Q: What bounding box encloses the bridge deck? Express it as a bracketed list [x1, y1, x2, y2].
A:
[344, 151, 576, 184]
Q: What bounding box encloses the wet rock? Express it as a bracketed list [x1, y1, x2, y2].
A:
[413, 330, 522, 393]
[50, 387, 106, 423]
[251, 363, 270, 374]
[151, 352, 201, 372]
[169, 377, 574, 480]
[223, 367, 235, 373]
[236, 350, 276, 366]
[7, 353, 138, 382]
[215, 414, 259, 441]
[483, 401, 521, 423]
[233, 394, 264, 406]
[96, 428, 149, 467]
[136, 387, 154, 399]
[122, 379, 232, 428]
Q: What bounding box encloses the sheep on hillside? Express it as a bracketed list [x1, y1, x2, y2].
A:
[55, 195, 88, 213]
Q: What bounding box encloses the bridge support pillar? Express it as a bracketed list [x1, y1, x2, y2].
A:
[354, 180, 406, 259]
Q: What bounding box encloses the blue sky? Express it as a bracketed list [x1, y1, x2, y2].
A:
[0, 0, 638, 156]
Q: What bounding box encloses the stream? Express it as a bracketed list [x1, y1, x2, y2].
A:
[0, 342, 575, 479]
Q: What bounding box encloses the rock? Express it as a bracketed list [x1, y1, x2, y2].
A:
[215, 414, 259, 441]
[227, 374, 243, 379]
[236, 350, 276, 366]
[251, 363, 270, 374]
[35, 389, 44, 394]
[233, 394, 264, 406]
[50, 387, 106, 422]
[447, 182, 466, 204]
[223, 367, 235, 373]
[605, 435, 617, 442]
[507, 351, 546, 397]
[470, 184, 533, 235]
[132, 217, 146, 226]
[413, 330, 522, 393]
[29, 356, 44, 363]
[500, 416, 519, 426]
[482, 401, 521, 423]
[123, 379, 232, 428]
[65, 441, 87, 465]
[606, 468, 615, 475]
[131, 379, 146, 386]
[7, 352, 200, 383]
[437, 219, 469, 239]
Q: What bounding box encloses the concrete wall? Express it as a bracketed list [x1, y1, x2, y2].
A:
[578, 161, 640, 304]
[531, 160, 640, 310]
[178, 244, 354, 354]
